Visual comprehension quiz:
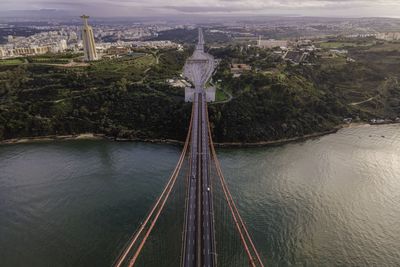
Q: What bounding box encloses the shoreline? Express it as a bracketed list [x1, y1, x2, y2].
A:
[0, 122, 397, 148]
[213, 128, 340, 148]
[0, 133, 107, 145]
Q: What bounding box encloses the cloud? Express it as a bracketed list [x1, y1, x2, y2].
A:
[162, 5, 259, 13]
[1, 0, 400, 17]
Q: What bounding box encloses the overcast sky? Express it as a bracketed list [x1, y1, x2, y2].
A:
[1, 0, 400, 18]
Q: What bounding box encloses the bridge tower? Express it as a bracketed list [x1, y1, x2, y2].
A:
[113, 28, 264, 267]
[184, 28, 216, 103]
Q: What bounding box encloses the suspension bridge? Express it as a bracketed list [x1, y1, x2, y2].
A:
[113, 29, 265, 267]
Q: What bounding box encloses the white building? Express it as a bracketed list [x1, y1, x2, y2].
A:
[185, 88, 195, 102]
[376, 32, 400, 41]
[257, 36, 288, 49]
[69, 31, 78, 42]
[0, 47, 5, 58]
[205, 87, 216, 102]
[59, 40, 67, 51]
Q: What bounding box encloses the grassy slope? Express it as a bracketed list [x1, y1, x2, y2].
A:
[1, 41, 399, 143]
[0, 50, 191, 141]
[0, 58, 25, 65]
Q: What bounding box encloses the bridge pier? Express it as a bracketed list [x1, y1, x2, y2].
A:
[185, 87, 216, 103]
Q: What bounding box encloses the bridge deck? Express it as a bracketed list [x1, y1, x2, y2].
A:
[183, 28, 216, 267]
[113, 28, 264, 267]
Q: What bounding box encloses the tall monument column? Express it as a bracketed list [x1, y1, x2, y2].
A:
[80, 15, 98, 61]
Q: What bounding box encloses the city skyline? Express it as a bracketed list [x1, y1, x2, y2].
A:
[1, 0, 400, 18]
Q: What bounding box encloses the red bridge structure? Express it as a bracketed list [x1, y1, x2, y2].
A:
[113, 28, 265, 267]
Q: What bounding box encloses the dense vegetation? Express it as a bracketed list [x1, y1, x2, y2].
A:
[207, 41, 400, 142]
[207, 48, 345, 142]
[0, 50, 192, 141]
[1, 39, 399, 143]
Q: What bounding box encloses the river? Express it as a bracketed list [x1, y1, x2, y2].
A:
[0, 124, 399, 266]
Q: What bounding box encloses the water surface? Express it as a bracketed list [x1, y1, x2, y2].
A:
[0, 124, 399, 266]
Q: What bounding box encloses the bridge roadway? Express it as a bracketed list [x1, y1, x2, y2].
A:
[183, 28, 216, 267]
[113, 27, 264, 267]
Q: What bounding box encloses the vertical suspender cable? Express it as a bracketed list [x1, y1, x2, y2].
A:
[114, 105, 194, 267]
[206, 106, 264, 267]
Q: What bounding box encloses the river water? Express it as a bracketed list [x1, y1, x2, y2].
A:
[0, 124, 399, 266]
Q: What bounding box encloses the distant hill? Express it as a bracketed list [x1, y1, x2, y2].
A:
[0, 9, 73, 19]
[149, 28, 231, 45]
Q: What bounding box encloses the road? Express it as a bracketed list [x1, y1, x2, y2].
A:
[212, 87, 233, 104]
[183, 28, 216, 267]
[349, 96, 377, 106]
